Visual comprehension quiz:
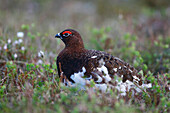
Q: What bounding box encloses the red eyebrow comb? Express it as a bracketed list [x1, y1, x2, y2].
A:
[62, 31, 72, 35]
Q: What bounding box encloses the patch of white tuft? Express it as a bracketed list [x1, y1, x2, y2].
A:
[91, 56, 97, 58]
[98, 59, 105, 66]
[121, 75, 123, 78]
[133, 76, 140, 84]
[142, 83, 152, 88]
[129, 69, 133, 72]
[119, 66, 122, 69]
[70, 67, 87, 86]
[115, 80, 136, 96]
[70, 72, 86, 85]
[113, 68, 117, 72]
[85, 75, 92, 80]
[133, 76, 140, 81]
[95, 84, 107, 92]
[97, 65, 107, 74]
[113, 77, 152, 96]
[97, 65, 111, 82]
[82, 67, 86, 73]
[96, 75, 103, 82]
[103, 74, 111, 82]
[91, 72, 103, 82]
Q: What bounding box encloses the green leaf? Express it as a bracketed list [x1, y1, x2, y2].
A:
[143, 64, 148, 71]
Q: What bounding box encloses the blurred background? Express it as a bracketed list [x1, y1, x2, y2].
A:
[0, 0, 170, 33]
[0, 0, 170, 73]
[0, 1, 170, 112]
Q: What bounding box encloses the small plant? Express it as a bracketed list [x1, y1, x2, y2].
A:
[0, 25, 169, 113]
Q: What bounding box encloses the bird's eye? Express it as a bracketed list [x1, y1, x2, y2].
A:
[63, 33, 69, 37]
[62, 31, 72, 37]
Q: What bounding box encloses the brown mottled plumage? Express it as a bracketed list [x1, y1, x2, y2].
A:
[55, 29, 143, 88]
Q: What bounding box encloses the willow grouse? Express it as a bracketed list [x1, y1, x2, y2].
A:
[55, 29, 151, 95]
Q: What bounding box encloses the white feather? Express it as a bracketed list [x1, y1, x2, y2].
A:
[96, 75, 103, 82]
[97, 65, 111, 82]
[113, 68, 117, 72]
[95, 84, 107, 92]
[70, 67, 87, 85]
[91, 56, 97, 58]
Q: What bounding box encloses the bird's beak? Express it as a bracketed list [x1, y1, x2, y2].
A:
[55, 33, 62, 39]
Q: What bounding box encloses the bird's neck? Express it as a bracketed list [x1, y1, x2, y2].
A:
[65, 40, 85, 50]
[65, 45, 86, 53]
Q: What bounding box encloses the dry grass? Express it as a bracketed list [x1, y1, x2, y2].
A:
[0, 0, 170, 113]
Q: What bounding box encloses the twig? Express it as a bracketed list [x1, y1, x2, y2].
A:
[0, 76, 8, 86]
[133, 82, 151, 97]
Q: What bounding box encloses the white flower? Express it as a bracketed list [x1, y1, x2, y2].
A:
[18, 39, 23, 43]
[21, 46, 25, 51]
[38, 50, 44, 58]
[4, 44, 7, 50]
[37, 59, 43, 64]
[118, 14, 123, 19]
[8, 39, 11, 44]
[17, 32, 24, 38]
[14, 40, 18, 45]
[49, 52, 54, 57]
[14, 53, 17, 58]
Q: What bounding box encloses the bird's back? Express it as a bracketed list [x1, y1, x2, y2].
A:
[55, 29, 151, 95]
[57, 49, 142, 85]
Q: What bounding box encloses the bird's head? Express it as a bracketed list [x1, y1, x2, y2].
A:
[55, 29, 84, 49]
